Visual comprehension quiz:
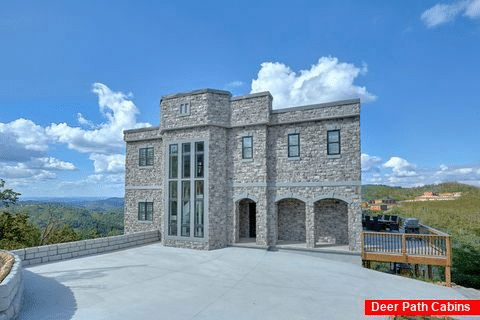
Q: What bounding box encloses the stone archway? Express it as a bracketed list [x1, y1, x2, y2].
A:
[277, 198, 306, 242]
[314, 198, 348, 245]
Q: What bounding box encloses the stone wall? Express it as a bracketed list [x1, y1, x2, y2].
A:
[0, 252, 22, 320]
[10, 230, 160, 267]
[230, 92, 272, 126]
[277, 199, 306, 241]
[160, 89, 231, 130]
[315, 199, 349, 245]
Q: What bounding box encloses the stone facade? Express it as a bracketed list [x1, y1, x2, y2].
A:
[124, 88, 362, 251]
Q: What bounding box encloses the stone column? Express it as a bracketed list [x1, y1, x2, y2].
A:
[306, 202, 315, 248]
[348, 200, 362, 252]
[266, 192, 277, 247]
[233, 201, 239, 243]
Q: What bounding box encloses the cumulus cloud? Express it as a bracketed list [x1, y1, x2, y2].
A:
[383, 157, 418, 177]
[89, 154, 125, 174]
[421, 0, 480, 28]
[46, 83, 150, 154]
[0, 83, 149, 194]
[361, 153, 382, 172]
[251, 57, 376, 109]
[0, 118, 50, 162]
[225, 81, 244, 88]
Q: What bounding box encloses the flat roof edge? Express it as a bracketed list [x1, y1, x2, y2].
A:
[231, 91, 272, 101]
[161, 88, 232, 100]
[124, 126, 160, 134]
[272, 98, 360, 114]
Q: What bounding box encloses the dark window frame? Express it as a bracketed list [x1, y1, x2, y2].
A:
[287, 133, 300, 158]
[242, 136, 253, 159]
[138, 202, 153, 221]
[327, 130, 341, 155]
[139, 147, 154, 166]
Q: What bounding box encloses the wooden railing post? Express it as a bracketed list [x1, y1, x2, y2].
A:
[401, 233, 406, 261]
[445, 235, 452, 286]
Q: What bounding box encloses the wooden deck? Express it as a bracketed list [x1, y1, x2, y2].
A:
[361, 225, 452, 285]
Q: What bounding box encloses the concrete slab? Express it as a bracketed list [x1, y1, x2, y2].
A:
[17, 243, 474, 320]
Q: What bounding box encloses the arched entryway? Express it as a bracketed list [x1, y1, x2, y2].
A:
[314, 198, 348, 245]
[237, 198, 257, 241]
[277, 198, 306, 243]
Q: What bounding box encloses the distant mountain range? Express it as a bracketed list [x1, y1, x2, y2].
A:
[19, 197, 124, 211]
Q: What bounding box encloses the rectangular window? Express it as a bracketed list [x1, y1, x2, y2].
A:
[195, 142, 204, 178]
[288, 133, 300, 158]
[242, 136, 253, 159]
[168, 181, 177, 236]
[179, 102, 190, 115]
[194, 180, 204, 238]
[182, 143, 191, 178]
[139, 147, 154, 166]
[181, 181, 190, 237]
[327, 130, 340, 155]
[169, 144, 178, 178]
[138, 202, 153, 221]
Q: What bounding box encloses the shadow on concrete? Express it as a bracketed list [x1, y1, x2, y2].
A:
[18, 270, 77, 320]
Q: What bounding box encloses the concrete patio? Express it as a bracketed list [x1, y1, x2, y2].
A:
[17, 243, 475, 320]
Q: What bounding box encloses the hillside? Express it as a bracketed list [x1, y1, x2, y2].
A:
[7, 200, 124, 240]
[362, 182, 480, 289]
[361, 182, 477, 202]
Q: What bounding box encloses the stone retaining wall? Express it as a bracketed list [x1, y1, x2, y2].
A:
[10, 230, 160, 267]
[0, 253, 23, 320]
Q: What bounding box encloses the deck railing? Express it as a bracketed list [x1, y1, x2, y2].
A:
[361, 227, 452, 285]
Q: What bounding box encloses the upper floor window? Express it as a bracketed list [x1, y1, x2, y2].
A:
[288, 133, 300, 158]
[138, 202, 153, 221]
[242, 136, 253, 159]
[139, 147, 154, 166]
[327, 130, 340, 155]
[179, 102, 190, 116]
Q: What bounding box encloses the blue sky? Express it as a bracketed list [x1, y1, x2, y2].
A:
[1, 0, 479, 197]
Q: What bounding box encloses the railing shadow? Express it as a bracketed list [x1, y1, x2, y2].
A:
[18, 270, 77, 320]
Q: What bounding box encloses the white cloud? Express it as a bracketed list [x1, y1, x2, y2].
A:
[251, 57, 376, 109]
[361, 153, 382, 172]
[465, 0, 480, 17]
[454, 167, 474, 174]
[89, 154, 125, 174]
[383, 156, 418, 177]
[0, 118, 50, 162]
[46, 83, 151, 154]
[0, 162, 57, 180]
[226, 81, 244, 88]
[421, 0, 480, 28]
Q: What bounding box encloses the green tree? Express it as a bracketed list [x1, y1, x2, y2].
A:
[0, 179, 21, 207]
[0, 212, 41, 250]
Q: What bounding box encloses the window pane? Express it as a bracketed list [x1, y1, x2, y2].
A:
[146, 148, 154, 166]
[195, 180, 204, 198]
[288, 134, 299, 146]
[243, 147, 252, 159]
[194, 199, 204, 238]
[328, 130, 339, 143]
[169, 156, 178, 178]
[243, 136, 252, 148]
[182, 181, 190, 199]
[169, 201, 177, 236]
[170, 144, 178, 154]
[289, 146, 299, 157]
[182, 143, 191, 153]
[328, 143, 340, 155]
[147, 202, 153, 221]
[195, 154, 204, 178]
[181, 200, 190, 237]
[195, 141, 204, 153]
[183, 155, 190, 178]
[139, 148, 146, 166]
[138, 202, 145, 220]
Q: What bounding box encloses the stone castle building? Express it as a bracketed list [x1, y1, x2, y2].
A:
[124, 89, 362, 251]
